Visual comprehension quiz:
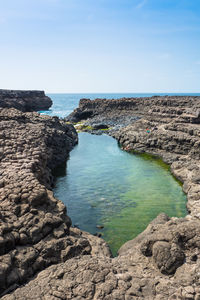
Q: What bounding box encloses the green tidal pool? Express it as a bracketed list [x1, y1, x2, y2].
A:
[54, 132, 187, 256]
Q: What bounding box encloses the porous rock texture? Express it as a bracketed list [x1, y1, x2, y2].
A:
[2, 96, 200, 300]
[0, 90, 52, 111]
[0, 108, 113, 298]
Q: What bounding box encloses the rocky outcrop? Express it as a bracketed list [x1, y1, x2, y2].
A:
[2, 95, 200, 300]
[0, 90, 52, 112]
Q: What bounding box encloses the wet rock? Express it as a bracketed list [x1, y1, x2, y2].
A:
[96, 225, 104, 229]
[94, 232, 102, 237]
[93, 124, 109, 130]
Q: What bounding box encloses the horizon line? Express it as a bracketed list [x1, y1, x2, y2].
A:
[46, 91, 200, 94]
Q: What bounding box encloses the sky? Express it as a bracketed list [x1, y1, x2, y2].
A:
[0, 0, 200, 93]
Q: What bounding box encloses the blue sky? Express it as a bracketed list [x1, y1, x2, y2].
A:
[0, 0, 200, 92]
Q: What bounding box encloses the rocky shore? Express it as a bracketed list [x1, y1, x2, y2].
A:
[63, 95, 200, 299]
[2, 94, 200, 299]
[0, 95, 111, 299]
[0, 90, 52, 112]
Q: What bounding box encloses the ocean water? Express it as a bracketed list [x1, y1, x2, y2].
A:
[42, 93, 188, 256]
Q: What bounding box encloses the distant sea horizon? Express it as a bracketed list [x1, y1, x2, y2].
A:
[47, 92, 200, 95]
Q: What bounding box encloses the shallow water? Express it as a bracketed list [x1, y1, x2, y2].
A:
[54, 132, 187, 256]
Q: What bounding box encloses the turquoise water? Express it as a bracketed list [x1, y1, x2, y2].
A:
[42, 94, 188, 256]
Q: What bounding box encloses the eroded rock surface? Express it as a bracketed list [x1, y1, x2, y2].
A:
[2, 95, 200, 300]
[3, 214, 200, 300]
[0, 108, 101, 297]
[0, 90, 52, 112]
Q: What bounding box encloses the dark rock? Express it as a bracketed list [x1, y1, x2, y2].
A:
[93, 124, 109, 130]
[0, 89, 52, 112]
[152, 241, 185, 275]
[94, 232, 102, 237]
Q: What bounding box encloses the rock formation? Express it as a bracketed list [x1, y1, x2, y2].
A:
[0, 107, 113, 298]
[0, 90, 52, 112]
[2, 95, 200, 299]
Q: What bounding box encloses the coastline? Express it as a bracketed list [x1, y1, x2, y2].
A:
[1, 92, 200, 299]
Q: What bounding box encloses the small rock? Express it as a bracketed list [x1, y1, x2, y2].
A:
[96, 225, 104, 229]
